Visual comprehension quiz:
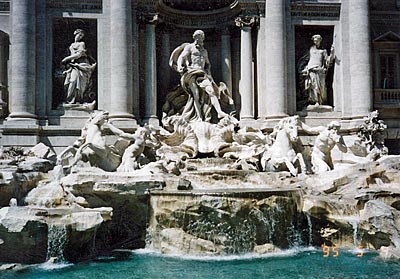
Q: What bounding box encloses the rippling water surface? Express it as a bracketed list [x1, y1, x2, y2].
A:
[2, 248, 400, 279]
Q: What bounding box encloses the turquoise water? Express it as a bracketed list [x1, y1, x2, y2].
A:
[2, 248, 400, 279]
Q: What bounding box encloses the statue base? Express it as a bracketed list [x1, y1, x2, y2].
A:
[306, 104, 333, 113]
[62, 101, 96, 112]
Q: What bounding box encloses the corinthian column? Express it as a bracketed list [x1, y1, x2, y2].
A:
[143, 15, 159, 126]
[109, 0, 135, 120]
[236, 17, 254, 120]
[9, 0, 36, 120]
[349, 0, 372, 117]
[260, 0, 287, 119]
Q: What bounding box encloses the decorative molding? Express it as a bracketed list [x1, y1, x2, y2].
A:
[138, 13, 160, 25]
[0, 0, 10, 14]
[290, 2, 341, 20]
[238, 0, 265, 17]
[155, 0, 241, 28]
[46, 0, 102, 11]
[235, 16, 255, 29]
[371, 11, 400, 24]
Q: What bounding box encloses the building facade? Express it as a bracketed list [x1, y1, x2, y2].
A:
[0, 0, 399, 153]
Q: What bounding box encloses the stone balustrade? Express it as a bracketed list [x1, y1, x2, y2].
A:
[374, 89, 400, 107]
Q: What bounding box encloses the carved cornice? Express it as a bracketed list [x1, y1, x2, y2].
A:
[155, 0, 241, 28]
[290, 2, 341, 20]
[46, 0, 102, 11]
[237, 0, 265, 17]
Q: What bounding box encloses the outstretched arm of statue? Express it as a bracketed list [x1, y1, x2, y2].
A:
[299, 121, 325, 135]
[326, 45, 335, 67]
[177, 46, 190, 73]
[106, 122, 136, 141]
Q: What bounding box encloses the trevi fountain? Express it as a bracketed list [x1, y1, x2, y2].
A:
[1, 1, 400, 278]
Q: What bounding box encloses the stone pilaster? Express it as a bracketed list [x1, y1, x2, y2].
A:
[159, 26, 171, 98]
[0, 33, 7, 115]
[8, 0, 36, 120]
[220, 29, 233, 93]
[260, 0, 287, 119]
[109, 0, 135, 121]
[143, 15, 159, 126]
[236, 17, 254, 120]
[349, 0, 372, 117]
[35, 0, 46, 122]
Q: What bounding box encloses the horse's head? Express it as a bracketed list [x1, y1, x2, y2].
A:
[281, 116, 299, 143]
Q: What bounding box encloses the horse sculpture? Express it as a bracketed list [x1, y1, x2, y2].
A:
[57, 110, 122, 172]
[261, 116, 307, 176]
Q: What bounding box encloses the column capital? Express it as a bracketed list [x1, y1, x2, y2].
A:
[235, 16, 255, 29]
[139, 13, 160, 25]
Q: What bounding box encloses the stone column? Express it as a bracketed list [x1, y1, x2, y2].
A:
[236, 17, 254, 120]
[9, 0, 36, 120]
[349, 0, 372, 116]
[109, 0, 135, 120]
[260, 0, 287, 119]
[143, 15, 159, 126]
[220, 29, 232, 93]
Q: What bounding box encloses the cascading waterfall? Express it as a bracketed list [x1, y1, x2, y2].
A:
[305, 213, 313, 245]
[147, 190, 306, 255]
[46, 224, 68, 262]
[350, 219, 359, 247]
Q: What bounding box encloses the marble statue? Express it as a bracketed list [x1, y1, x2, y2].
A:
[299, 34, 335, 106]
[57, 111, 122, 172]
[261, 116, 307, 176]
[106, 123, 149, 172]
[357, 110, 388, 160]
[167, 30, 234, 123]
[61, 29, 97, 104]
[302, 121, 347, 174]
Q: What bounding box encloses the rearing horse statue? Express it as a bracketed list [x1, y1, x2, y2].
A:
[261, 116, 307, 176]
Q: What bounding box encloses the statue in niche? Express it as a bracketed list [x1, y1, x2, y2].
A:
[298, 34, 335, 108]
[166, 30, 234, 123]
[61, 29, 97, 107]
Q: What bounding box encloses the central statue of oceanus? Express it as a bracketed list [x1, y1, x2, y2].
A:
[163, 30, 235, 125]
